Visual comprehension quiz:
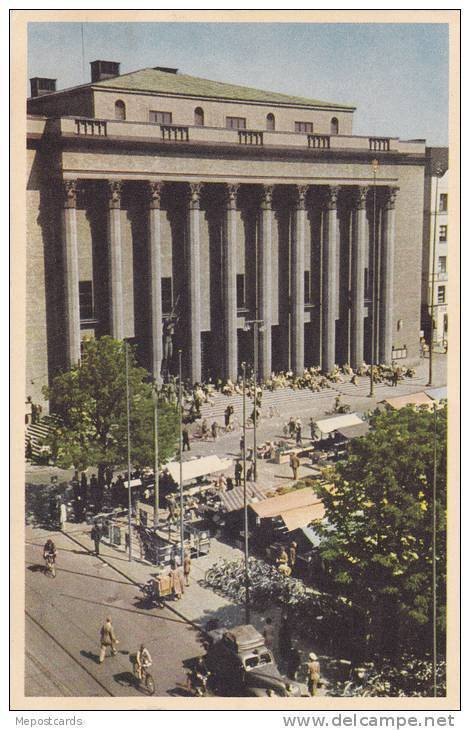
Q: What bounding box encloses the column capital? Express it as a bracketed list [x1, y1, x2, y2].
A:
[189, 182, 203, 209]
[385, 186, 399, 210]
[62, 180, 78, 208]
[355, 186, 369, 210]
[295, 185, 309, 210]
[225, 183, 240, 209]
[325, 185, 340, 210]
[107, 180, 123, 209]
[148, 181, 164, 209]
[261, 184, 273, 210]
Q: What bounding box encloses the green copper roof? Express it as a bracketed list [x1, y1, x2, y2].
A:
[94, 68, 355, 110]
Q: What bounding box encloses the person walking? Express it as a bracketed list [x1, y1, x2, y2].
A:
[211, 421, 218, 440]
[278, 612, 292, 661]
[306, 653, 321, 696]
[309, 417, 316, 441]
[99, 616, 119, 663]
[183, 550, 192, 586]
[234, 460, 242, 487]
[182, 426, 191, 451]
[91, 521, 102, 556]
[263, 617, 275, 651]
[295, 421, 302, 446]
[289, 452, 300, 481]
[288, 416, 296, 439]
[239, 434, 245, 454]
[288, 541, 297, 573]
[170, 562, 185, 600]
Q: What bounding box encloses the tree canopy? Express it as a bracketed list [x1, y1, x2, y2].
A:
[42, 336, 179, 472]
[314, 404, 447, 662]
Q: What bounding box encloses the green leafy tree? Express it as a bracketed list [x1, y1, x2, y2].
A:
[314, 404, 446, 662]
[42, 336, 179, 473]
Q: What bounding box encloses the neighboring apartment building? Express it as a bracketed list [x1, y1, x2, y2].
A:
[421, 147, 449, 349]
[26, 61, 427, 404]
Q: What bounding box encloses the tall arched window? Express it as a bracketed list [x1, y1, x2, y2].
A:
[115, 100, 126, 120]
[330, 117, 339, 135]
[266, 113, 275, 131]
[194, 107, 204, 126]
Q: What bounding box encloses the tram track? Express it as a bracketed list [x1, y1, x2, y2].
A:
[25, 610, 115, 697]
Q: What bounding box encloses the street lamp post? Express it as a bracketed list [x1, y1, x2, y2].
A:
[125, 341, 133, 562]
[242, 362, 250, 624]
[153, 383, 159, 529]
[244, 319, 264, 482]
[432, 401, 438, 696]
[369, 159, 379, 398]
[427, 164, 444, 388]
[178, 349, 184, 567]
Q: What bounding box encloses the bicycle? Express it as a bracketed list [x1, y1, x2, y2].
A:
[44, 554, 56, 578]
[133, 661, 155, 695]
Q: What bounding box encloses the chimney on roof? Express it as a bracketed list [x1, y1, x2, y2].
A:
[90, 60, 121, 83]
[30, 77, 57, 98]
[153, 66, 178, 74]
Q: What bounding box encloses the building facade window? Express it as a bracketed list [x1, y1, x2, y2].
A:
[330, 117, 339, 134]
[439, 193, 448, 212]
[304, 271, 311, 304]
[161, 277, 173, 315]
[149, 110, 172, 125]
[438, 256, 447, 273]
[437, 285, 445, 304]
[226, 116, 246, 130]
[237, 274, 246, 309]
[266, 113, 275, 131]
[295, 121, 313, 133]
[194, 107, 204, 126]
[439, 225, 447, 242]
[79, 281, 94, 321]
[114, 100, 126, 120]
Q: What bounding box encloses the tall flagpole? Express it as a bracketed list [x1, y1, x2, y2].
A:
[125, 341, 133, 562]
[242, 362, 250, 624]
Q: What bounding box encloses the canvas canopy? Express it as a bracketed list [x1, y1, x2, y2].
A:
[425, 387, 447, 401]
[250, 487, 324, 531]
[219, 484, 266, 513]
[381, 392, 433, 410]
[165, 455, 232, 484]
[314, 413, 363, 436]
[336, 422, 370, 440]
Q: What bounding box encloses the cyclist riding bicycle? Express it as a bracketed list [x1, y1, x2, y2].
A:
[43, 538, 57, 573]
[135, 644, 152, 681]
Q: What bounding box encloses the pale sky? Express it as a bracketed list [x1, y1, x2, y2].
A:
[27, 22, 449, 145]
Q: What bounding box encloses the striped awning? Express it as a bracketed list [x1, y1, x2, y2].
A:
[220, 484, 266, 513]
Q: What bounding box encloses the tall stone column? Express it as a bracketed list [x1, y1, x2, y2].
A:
[259, 185, 273, 380]
[379, 186, 398, 364]
[322, 186, 339, 372]
[224, 184, 239, 380]
[148, 181, 164, 383]
[292, 185, 308, 375]
[351, 186, 368, 369]
[188, 182, 203, 383]
[107, 180, 124, 340]
[61, 180, 81, 367]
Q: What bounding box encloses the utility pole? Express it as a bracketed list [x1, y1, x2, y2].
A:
[125, 341, 132, 562]
[242, 362, 250, 624]
[153, 383, 159, 529]
[178, 350, 184, 567]
[432, 401, 438, 696]
[369, 159, 379, 397]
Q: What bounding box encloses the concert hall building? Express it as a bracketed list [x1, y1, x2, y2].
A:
[26, 61, 426, 403]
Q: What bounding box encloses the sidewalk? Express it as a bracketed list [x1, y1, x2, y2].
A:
[59, 522, 328, 694]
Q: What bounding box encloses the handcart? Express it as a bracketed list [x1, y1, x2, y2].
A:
[141, 574, 173, 608]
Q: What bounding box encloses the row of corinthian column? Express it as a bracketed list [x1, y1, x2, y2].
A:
[61, 179, 398, 383]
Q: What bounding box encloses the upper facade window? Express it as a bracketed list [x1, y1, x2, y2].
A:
[150, 110, 173, 125]
[226, 116, 246, 130]
[295, 121, 313, 133]
[266, 113, 275, 131]
[439, 225, 447, 242]
[114, 100, 126, 120]
[194, 107, 204, 126]
[330, 117, 339, 134]
[439, 193, 448, 212]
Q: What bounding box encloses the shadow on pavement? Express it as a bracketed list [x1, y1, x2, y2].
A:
[80, 649, 101, 665]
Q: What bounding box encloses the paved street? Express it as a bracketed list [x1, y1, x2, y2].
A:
[25, 528, 204, 697]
